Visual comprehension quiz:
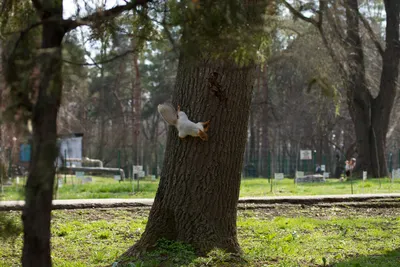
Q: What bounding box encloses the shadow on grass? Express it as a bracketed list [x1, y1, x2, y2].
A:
[116, 245, 400, 267]
[113, 239, 245, 267]
[329, 247, 400, 267]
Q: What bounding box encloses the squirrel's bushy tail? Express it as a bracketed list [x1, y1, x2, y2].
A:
[158, 103, 178, 126]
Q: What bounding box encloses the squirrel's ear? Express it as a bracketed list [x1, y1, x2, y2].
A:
[202, 120, 210, 132]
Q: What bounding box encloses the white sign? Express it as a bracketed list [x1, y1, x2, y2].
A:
[114, 175, 121, 181]
[274, 173, 284, 180]
[132, 165, 143, 174]
[300, 150, 312, 160]
[151, 175, 156, 180]
[295, 171, 304, 178]
[75, 171, 85, 179]
[363, 171, 367, 181]
[58, 179, 63, 188]
[392, 169, 400, 180]
[82, 177, 92, 184]
[323, 172, 330, 178]
[138, 171, 145, 178]
[57, 136, 83, 167]
[321, 165, 326, 171]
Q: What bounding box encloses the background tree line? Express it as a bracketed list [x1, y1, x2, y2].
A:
[1, 0, 400, 266]
[5, 0, 394, 179]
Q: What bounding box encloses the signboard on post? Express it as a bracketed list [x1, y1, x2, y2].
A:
[300, 150, 312, 160]
[114, 175, 121, 181]
[132, 165, 143, 174]
[295, 171, 304, 179]
[57, 134, 83, 167]
[363, 171, 368, 181]
[392, 169, 400, 180]
[20, 144, 31, 162]
[75, 171, 85, 179]
[321, 165, 326, 171]
[138, 171, 145, 178]
[82, 177, 92, 184]
[274, 173, 284, 180]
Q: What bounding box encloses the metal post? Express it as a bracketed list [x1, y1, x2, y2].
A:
[350, 169, 354, 194]
[397, 149, 400, 169]
[277, 153, 281, 174]
[282, 155, 286, 175]
[267, 151, 271, 183]
[117, 150, 121, 169]
[117, 150, 121, 182]
[388, 152, 393, 173]
[131, 163, 134, 194]
[137, 173, 140, 192]
[64, 149, 67, 184]
[313, 150, 316, 173]
[7, 148, 12, 178]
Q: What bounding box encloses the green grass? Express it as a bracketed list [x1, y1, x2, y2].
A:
[1, 176, 159, 201]
[2, 176, 400, 201]
[1, 206, 400, 266]
[239, 177, 400, 197]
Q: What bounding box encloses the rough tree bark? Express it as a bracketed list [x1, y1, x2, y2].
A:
[122, 0, 267, 257]
[345, 0, 400, 177]
[21, 1, 65, 266]
[123, 55, 256, 256]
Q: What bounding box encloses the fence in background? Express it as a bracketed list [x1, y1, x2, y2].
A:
[243, 150, 400, 178]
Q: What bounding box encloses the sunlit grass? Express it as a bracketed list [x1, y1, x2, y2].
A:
[239, 177, 400, 197]
[2, 176, 400, 201]
[1, 207, 399, 266]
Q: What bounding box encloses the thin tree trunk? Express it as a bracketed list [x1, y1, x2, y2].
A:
[261, 64, 269, 177]
[22, 2, 65, 265]
[98, 39, 106, 161]
[131, 39, 142, 168]
[249, 107, 256, 165]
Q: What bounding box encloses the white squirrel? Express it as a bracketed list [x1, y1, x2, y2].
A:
[157, 103, 210, 141]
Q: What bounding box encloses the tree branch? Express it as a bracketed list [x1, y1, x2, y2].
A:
[282, 0, 348, 77]
[10, 20, 45, 57]
[357, 11, 384, 57]
[63, 0, 151, 32]
[31, 0, 43, 12]
[317, 0, 325, 28]
[62, 49, 139, 66]
[281, 0, 318, 26]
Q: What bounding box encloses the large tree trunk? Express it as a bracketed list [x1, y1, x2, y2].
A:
[120, 0, 266, 258]
[283, 0, 400, 178]
[21, 2, 65, 266]
[123, 55, 256, 255]
[370, 0, 400, 177]
[345, 0, 400, 177]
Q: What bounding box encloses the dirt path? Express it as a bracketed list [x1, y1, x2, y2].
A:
[1, 193, 400, 211]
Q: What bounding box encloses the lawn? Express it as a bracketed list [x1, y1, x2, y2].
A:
[1, 205, 400, 266]
[2, 176, 400, 201]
